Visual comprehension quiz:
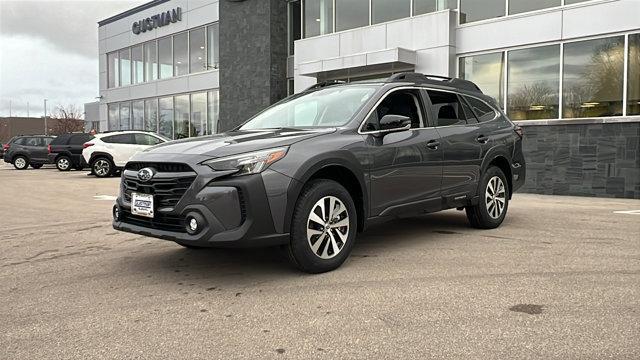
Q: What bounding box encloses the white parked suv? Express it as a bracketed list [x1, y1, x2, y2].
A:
[82, 131, 169, 177]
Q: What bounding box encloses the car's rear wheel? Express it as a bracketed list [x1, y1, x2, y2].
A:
[466, 166, 509, 229]
[30, 164, 43, 169]
[13, 156, 29, 170]
[287, 179, 357, 273]
[56, 156, 71, 171]
[91, 157, 114, 178]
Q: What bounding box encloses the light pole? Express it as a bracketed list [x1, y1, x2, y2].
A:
[43, 99, 48, 135]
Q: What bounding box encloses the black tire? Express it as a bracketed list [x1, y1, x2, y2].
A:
[466, 166, 510, 229]
[13, 156, 29, 170]
[56, 156, 72, 171]
[30, 164, 43, 169]
[91, 157, 114, 178]
[286, 179, 357, 274]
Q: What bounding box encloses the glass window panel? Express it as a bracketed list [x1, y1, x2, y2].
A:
[159, 97, 174, 139]
[107, 52, 119, 88]
[414, 0, 457, 15]
[131, 45, 143, 84]
[628, 34, 640, 116]
[563, 36, 624, 118]
[507, 44, 560, 120]
[460, 0, 505, 24]
[372, 0, 410, 24]
[189, 28, 206, 73]
[107, 103, 118, 130]
[336, 0, 369, 32]
[119, 48, 131, 86]
[509, 0, 560, 15]
[207, 90, 220, 135]
[144, 99, 158, 133]
[190, 92, 207, 137]
[426, 90, 468, 127]
[459, 52, 504, 107]
[119, 102, 131, 130]
[304, 0, 333, 37]
[144, 41, 157, 82]
[174, 95, 190, 139]
[289, 1, 301, 55]
[173, 32, 188, 76]
[207, 23, 220, 70]
[132, 100, 144, 130]
[158, 36, 173, 79]
[464, 96, 497, 122]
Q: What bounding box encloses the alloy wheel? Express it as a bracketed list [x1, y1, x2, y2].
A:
[58, 158, 70, 170]
[485, 176, 506, 219]
[306, 196, 350, 260]
[94, 159, 110, 176]
[14, 157, 26, 169]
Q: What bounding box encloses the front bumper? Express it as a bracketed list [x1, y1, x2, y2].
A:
[112, 157, 294, 248]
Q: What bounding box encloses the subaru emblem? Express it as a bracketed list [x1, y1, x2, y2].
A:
[137, 167, 155, 182]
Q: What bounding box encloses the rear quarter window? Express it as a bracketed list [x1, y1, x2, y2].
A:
[464, 96, 497, 123]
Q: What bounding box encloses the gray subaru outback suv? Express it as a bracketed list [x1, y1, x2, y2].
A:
[112, 73, 526, 273]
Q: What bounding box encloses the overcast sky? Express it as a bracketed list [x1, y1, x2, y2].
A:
[0, 0, 145, 117]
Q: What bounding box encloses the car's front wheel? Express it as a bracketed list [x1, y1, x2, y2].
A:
[287, 179, 357, 273]
[466, 166, 509, 229]
[56, 156, 72, 171]
[91, 157, 114, 178]
[13, 156, 29, 170]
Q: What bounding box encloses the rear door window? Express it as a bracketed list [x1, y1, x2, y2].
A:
[426, 90, 471, 127]
[103, 134, 135, 144]
[464, 96, 497, 123]
[24, 137, 39, 146]
[134, 134, 162, 145]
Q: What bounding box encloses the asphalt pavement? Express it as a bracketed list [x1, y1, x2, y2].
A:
[1, 163, 639, 359]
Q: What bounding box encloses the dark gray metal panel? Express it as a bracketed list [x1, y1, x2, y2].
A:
[219, 0, 287, 132]
[519, 122, 640, 199]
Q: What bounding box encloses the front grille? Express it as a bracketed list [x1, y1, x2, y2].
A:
[122, 163, 196, 210]
[123, 175, 195, 209]
[121, 209, 186, 233]
[125, 162, 193, 173]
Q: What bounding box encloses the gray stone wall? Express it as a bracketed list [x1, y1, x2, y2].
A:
[218, 0, 288, 132]
[519, 122, 640, 199]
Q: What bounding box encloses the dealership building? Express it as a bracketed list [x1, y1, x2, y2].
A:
[95, 0, 639, 198]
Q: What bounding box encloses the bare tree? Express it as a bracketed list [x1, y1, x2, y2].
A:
[51, 104, 85, 135]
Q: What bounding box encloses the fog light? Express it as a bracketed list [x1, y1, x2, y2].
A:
[185, 212, 205, 235]
[189, 218, 198, 232]
[113, 205, 121, 221]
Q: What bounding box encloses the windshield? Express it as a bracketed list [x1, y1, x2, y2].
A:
[239, 85, 379, 130]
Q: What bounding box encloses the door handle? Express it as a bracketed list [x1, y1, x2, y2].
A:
[426, 140, 440, 150]
[476, 135, 489, 144]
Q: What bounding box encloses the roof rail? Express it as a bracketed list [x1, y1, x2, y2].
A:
[304, 80, 346, 91]
[387, 72, 483, 94]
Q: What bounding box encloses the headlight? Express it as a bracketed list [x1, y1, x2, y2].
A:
[202, 147, 288, 175]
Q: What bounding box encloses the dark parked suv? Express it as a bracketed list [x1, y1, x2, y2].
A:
[113, 73, 526, 273]
[48, 133, 94, 171]
[3, 135, 56, 170]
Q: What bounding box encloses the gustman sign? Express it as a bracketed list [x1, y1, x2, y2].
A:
[132, 7, 182, 35]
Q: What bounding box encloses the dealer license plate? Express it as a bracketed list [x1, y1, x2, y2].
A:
[132, 192, 154, 218]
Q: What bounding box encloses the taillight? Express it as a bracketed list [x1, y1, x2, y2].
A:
[47, 144, 52, 153]
[83, 142, 94, 149]
[2, 143, 9, 151]
[514, 126, 524, 138]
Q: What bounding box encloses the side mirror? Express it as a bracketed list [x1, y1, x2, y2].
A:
[378, 114, 412, 135]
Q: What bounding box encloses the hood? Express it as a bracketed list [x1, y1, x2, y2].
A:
[143, 128, 336, 158]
